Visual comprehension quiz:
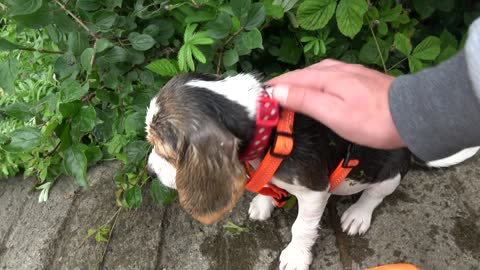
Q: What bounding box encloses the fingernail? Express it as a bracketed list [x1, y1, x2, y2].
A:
[272, 85, 289, 105]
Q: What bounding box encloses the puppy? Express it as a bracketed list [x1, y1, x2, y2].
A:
[145, 73, 479, 270]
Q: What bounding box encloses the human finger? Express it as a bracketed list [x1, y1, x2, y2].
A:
[271, 84, 346, 127]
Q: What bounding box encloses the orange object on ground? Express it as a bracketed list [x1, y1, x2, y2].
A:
[367, 263, 421, 270]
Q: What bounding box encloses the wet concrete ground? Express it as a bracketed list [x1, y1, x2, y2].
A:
[1, 157, 479, 270]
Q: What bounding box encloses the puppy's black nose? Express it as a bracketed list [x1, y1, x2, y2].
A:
[146, 165, 157, 178]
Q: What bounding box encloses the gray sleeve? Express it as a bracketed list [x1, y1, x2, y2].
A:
[388, 18, 480, 161]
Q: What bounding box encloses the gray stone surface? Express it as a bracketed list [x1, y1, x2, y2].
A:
[0, 157, 479, 270]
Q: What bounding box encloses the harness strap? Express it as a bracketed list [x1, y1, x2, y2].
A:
[245, 109, 295, 206]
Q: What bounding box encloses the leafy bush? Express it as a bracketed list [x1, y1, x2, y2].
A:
[0, 0, 478, 206]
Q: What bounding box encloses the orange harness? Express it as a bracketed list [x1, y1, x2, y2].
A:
[244, 109, 360, 207]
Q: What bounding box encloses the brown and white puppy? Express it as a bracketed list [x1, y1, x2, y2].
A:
[145, 73, 479, 270]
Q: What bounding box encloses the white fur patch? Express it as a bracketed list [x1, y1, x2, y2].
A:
[186, 73, 262, 119]
[147, 150, 177, 189]
[341, 173, 400, 235]
[248, 194, 275, 221]
[145, 97, 159, 133]
[426, 146, 480, 167]
[268, 177, 330, 270]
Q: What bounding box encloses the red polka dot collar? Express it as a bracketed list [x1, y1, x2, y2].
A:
[239, 88, 280, 161]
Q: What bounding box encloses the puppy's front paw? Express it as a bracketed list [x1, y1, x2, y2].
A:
[341, 203, 373, 235]
[279, 244, 312, 270]
[248, 194, 275, 221]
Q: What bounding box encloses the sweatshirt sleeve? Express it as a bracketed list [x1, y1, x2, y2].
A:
[388, 18, 480, 161]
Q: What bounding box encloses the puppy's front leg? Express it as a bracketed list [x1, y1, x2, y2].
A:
[279, 189, 330, 270]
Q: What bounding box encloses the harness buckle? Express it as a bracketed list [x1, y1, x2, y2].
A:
[269, 132, 294, 158]
[342, 144, 360, 168]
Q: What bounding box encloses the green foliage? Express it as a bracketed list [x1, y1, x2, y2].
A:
[0, 0, 478, 207]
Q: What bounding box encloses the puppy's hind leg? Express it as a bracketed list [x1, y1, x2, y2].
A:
[279, 188, 330, 270]
[341, 174, 401, 235]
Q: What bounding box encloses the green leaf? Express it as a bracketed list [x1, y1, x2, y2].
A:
[93, 10, 117, 32]
[102, 46, 129, 63]
[336, 0, 368, 39]
[279, 36, 302, 64]
[5, 127, 42, 152]
[8, 1, 53, 29]
[87, 229, 96, 237]
[408, 56, 423, 73]
[178, 45, 188, 72]
[95, 39, 113, 53]
[76, 0, 101, 11]
[124, 186, 142, 209]
[234, 28, 263, 56]
[184, 24, 198, 42]
[265, 0, 284, 19]
[412, 36, 441, 60]
[223, 221, 250, 233]
[72, 105, 97, 133]
[60, 79, 89, 103]
[68, 32, 89, 57]
[2, 102, 34, 121]
[412, 0, 435, 19]
[244, 3, 266, 30]
[156, 20, 175, 43]
[0, 38, 24, 51]
[128, 33, 156, 51]
[207, 12, 232, 39]
[186, 46, 195, 71]
[80, 48, 95, 73]
[95, 226, 110, 242]
[185, 10, 216, 24]
[274, 0, 299, 12]
[223, 49, 239, 67]
[394, 33, 412, 56]
[6, 0, 42, 16]
[283, 195, 297, 209]
[439, 29, 458, 49]
[150, 180, 177, 206]
[436, 45, 457, 64]
[0, 58, 20, 93]
[190, 36, 214, 45]
[190, 45, 207, 63]
[359, 39, 389, 65]
[124, 111, 145, 136]
[59, 101, 83, 118]
[296, 0, 336, 31]
[231, 0, 251, 18]
[64, 145, 88, 187]
[146, 59, 179, 77]
[124, 141, 149, 163]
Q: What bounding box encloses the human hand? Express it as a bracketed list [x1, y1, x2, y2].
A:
[268, 59, 406, 149]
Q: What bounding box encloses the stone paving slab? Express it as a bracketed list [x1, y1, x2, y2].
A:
[0, 156, 479, 270]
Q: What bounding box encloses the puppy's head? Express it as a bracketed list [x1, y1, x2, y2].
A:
[146, 73, 262, 224]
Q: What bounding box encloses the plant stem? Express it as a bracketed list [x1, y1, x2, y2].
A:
[46, 142, 61, 157]
[368, 22, 387, 73]
[216, 27, 244, 74]
[98, 208, 122, 270]
[20, 47, 64, 54]
[388, 57, 408, 71]
[79, 207, 122, 247]
[53, 0, 99, 40]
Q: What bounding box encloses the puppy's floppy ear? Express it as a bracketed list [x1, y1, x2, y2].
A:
[176, 121, 246, 224]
